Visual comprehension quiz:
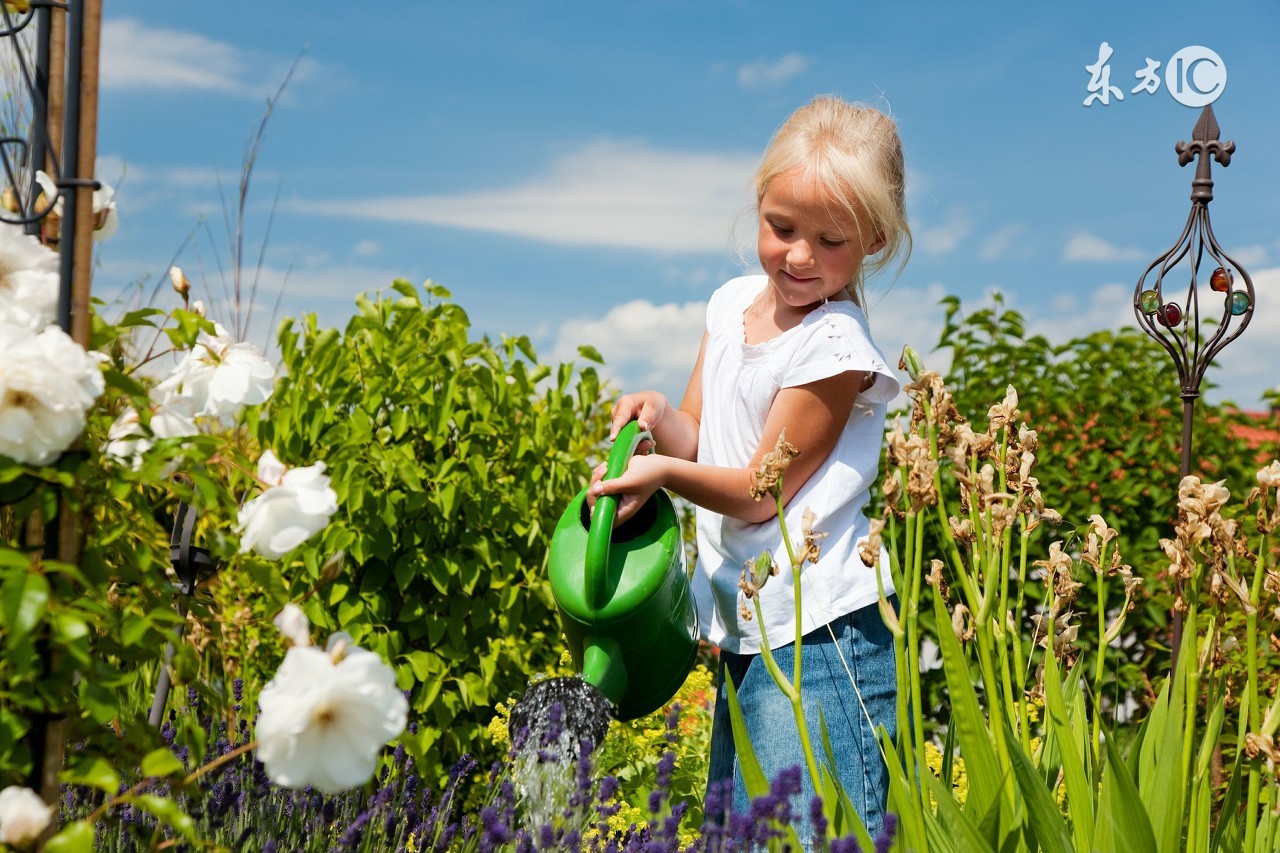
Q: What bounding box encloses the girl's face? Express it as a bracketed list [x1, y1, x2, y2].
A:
[757, 168, 881, 310]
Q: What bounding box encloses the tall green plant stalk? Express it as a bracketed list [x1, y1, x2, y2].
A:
[721, 346, 1280, 852]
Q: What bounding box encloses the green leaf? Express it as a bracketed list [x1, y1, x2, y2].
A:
[1139, 640, 1187, 853]
[723, 673, 769, 801]
[44, 820, 95, 853]
[881, 730, 931, 853]
[132, 793, 198, 840]
[1, 568, 49, 648]
[140, 747, 186, 779]
[925, 765, 992, 852]
[817, 707, 873, 850]
[577, 344, 604, 364]
[63, 756, 120, 793]
[1005, 723, 1074, 853]
[1097, 725, 1158, 853]
[1043, 651, 1094, 851]
[931, 584, 1004, 823]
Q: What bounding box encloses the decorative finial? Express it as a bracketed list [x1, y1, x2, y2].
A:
[1175, 104, 1235, 203]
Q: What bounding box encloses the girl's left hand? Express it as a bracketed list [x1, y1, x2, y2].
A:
[587, 453, 667, 526]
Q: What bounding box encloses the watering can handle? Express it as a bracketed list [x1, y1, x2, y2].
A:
[585, 420, 652, 610]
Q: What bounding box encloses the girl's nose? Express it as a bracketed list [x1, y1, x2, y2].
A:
[788, 240, 815, 268]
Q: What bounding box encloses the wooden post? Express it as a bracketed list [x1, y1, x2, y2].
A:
[67, 0, 99, 346]
[45, 1, 63, 176]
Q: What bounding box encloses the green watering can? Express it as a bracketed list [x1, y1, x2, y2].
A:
[548, 421, 699, 721]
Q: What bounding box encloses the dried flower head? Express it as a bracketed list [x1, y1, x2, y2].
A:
[987, 385, 1021, 433]
[800, 507, 828, 566]
[750, 431, 799, 500]
[925, 560, 949, 600]
[739, 550, 776, 601]
[1031, 611, 1080, 658]
[857, 516, 882, 568]
[1033, 541, 1082, 611]
[951, 603, 974, 643]
[1251, 460, 1280, 533]
[1116, 564, 1142, 606]
[949, 516, 975, 544]
[881, 468, 903, 509]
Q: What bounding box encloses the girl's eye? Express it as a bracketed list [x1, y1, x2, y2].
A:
[768, 221, 793, 237]
[820, 238, 847, 248]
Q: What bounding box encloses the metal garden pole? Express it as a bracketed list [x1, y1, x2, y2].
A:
[1131, 104, 1255, 673]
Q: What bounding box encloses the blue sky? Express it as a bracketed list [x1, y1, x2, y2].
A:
[91, 1, 1280, 409]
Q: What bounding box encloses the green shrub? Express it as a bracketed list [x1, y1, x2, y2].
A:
[246, 281, 612, 786]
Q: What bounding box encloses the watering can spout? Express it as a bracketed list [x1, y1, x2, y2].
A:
[548, 421, 699, 721]
[580, 636, 626, 709]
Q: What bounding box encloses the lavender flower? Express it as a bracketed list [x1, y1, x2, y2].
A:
[664, 702, 683, 744]
[335, 809, 371, 849]
[478, 805, 513, 852]
[874, 812, 899, 853]
[809, 793, 828, 844]
[655, 751, 677, 791]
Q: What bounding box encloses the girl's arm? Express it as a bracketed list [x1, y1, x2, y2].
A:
[606, 332, 708, 463]
[592, 366, 866, 525]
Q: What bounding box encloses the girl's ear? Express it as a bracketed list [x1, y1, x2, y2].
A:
[867, 231, 887, 254]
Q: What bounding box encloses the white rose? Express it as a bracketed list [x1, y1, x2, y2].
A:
[255, 639, 407, 793]
[273, 602, 312, 647]
[0, 786, 53, 846]
[155, 322, 275, 419]
[35, 169, 119, 242]
[237, 450, 338, 559]
[0, 323, 105, 466]
[0, 221, 59, 332]
[104, 394, 198, 467]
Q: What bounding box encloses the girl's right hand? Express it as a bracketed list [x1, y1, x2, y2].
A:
[609, 392, 669, 442]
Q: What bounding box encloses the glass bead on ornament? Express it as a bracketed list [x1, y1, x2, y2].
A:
[1210, 267, 1232, 293]
[1229, 291, 1250, 316]
[1160, 302, 1182, 326]
[1140, 290, 1161, 314]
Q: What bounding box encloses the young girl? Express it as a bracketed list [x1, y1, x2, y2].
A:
[588, 96, 909, 840]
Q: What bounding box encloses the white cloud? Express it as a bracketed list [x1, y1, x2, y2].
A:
[1223, 243, 1268, 269]
[915, 210, 973, 255]
[551, 300, 708, 400]
[1062, 233, 1145, 262]
[980, 223, 1026, 260]
[353, 240, 381, 257]
[1025, 282, 1137, 341]
[737, 53, 810, 89]
[100, 19, 315, 98]
[296, 139, 758, 253]
[863, 281, 952, 406]
[1198, 265, 1279, 407]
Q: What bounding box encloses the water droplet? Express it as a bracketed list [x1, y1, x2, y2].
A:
[508, 676, 613, 761]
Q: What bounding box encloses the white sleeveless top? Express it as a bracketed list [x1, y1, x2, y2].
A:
[694, 275, 899, 654]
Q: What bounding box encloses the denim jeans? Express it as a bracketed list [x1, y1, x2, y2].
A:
[706, 596, 897, 845]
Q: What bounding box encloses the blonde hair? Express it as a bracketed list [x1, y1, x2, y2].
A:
[753, 96, 912, 305]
